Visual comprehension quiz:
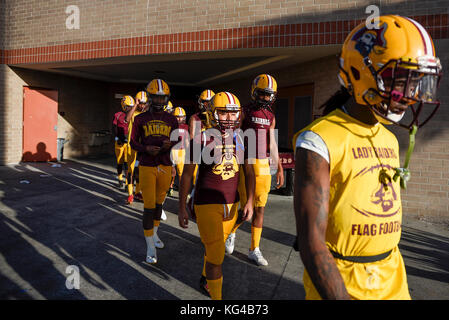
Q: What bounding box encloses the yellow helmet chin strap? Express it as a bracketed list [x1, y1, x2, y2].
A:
[393, 124, 418, 189]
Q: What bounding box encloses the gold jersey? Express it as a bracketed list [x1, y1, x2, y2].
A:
[293, 109, 410, 300]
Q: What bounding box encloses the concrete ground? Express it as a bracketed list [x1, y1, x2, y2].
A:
[0, 157, 448, 300]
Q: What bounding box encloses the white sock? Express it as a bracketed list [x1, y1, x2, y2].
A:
[145, 236, 156, 257]
[153, 226, 164, 248]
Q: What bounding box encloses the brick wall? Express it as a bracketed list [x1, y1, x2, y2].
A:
[1, 0, 448, 50]
[2, 12, 448, 64]
[0, 66, 113, 164]
[0, 65, 25, 164]
[389, 39, 449, 222]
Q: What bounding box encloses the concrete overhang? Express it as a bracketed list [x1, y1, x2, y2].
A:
[10, 45, 340, 86]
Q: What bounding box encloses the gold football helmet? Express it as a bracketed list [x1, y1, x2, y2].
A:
[135, 91, 149, 104]
[210, 92, 241, 132]
[339, 15, 442, 128]
[198, 89, 215, 112]
[135, 91, 149, 112]
[121, 95, 135, 112]
[173, 107, 186, 124]
[251, 74, 277, 109]
[173, 106, 186, 117]
[146, 79, 170, 111]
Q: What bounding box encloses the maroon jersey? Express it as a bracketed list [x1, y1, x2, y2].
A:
[190, 112, 209, 132]
[112, 111, 128, 142]
[191, 131, 247, 205]
[241, 103, 274, 159]
[130, 111, 179, 167]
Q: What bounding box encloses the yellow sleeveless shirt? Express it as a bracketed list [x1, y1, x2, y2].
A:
[293, 109, 410, 300]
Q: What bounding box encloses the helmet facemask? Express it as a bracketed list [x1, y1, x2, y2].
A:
[252, 88, 276, 111]
[362, 57, 442, 129]
[122, 104, 132, 113]
[176, 116, 186, 125]
[150, 94, 170, 111]
[211, 106, 241, 134]
[198, 99, 212, 113]
[136, 99, 149, 112]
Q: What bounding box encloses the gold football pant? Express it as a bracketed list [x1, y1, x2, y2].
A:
[192, 165, 199, 186]
[126, 147, 138, 176]
[139, 165, 172, 210]
[115, 141, 128, 164]
[140, 165, 172, 237]
[171, 148, 185, 177]
[238, 158, 271, 208]
[194, 202, 238, 266]
[195, 202, 238, 300]
[232, 159, 271, 249]
[125, 148, 138, 195]
[115, 142, 127, 183]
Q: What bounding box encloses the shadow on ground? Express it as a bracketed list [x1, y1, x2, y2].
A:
[0, 158, 304, 300]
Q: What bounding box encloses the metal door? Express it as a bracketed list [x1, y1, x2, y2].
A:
[22, 87, 58, 162]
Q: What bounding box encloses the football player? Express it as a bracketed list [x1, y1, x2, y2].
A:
[178, 92, 256, 300]
[188, 89, 215, 187]
[125, 90, 149, 204]
[225, 74, 284, 266]
[189, 89, 214, 140]
[170, 107, 189, 189]
[292, 15, 442, 299]
[130, 79, 179, 264]
[113, 95, 134, 188]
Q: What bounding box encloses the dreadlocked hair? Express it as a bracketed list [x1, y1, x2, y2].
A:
[320, 86, 351, 116]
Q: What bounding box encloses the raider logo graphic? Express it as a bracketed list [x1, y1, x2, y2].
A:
[352, 23, 388, 56]
[371, 181, 398, 212]
[212, 152, 238, 180]
[352, 164, 401, 218]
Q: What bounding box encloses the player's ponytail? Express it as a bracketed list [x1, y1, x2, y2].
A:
[320, 86, 351, 115]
